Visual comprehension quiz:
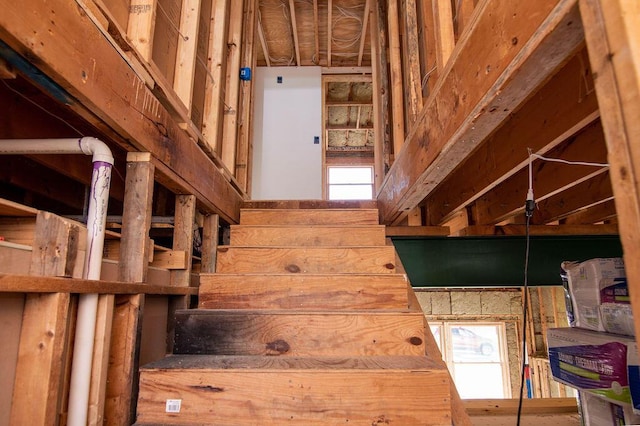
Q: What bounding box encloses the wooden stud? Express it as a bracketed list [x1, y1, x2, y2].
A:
[579, 0, 640, 341]
[171, 195, 196, 287]
[88, 293, 114, 425]
[257, 8, 271, 67]
[221, 0, 244, 171]
[313, 0, 319, 64]
[126, 0, 158, 62]
[563, 199, 617, 225]
[288, 0, 301, 66]
[10, 212, 76, 425]
[432, 0, 455, 73]
[201, 0, 230, 154]
[327, 0, 333, 67]
[357, 0, 371, 67]
[200, 214, 219, 273]
[378, 0, 585, 225]
[387, 0, 405, 160]
[105, 154, 155, 425]
[173, 0, 202, 110]
[402, 0, 423, 126]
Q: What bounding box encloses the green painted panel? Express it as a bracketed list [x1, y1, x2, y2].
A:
[391, 235, 623, 287]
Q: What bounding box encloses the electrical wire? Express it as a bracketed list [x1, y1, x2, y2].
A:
[516, 211, 532, 426]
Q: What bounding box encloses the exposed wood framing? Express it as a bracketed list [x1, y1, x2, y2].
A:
[200, 214, 219, 273]
[235, 0, 258, 194]
[0, 0, 244, 224]
[357, 0, 371, 67]
[579, 0, 640, 340]
[424, 49, 599, 226]
[378, 0, 585, 225]
[106, 154, 155, 425]
[288, 0, 301, 66]
[432, 0, 455, 75]
[221, 0, 244, 170]
[370, 2, 385, 193]
[327, 0, 333, 67]
[173, 0, 202, 110]
[127, 0, 158, 62]
[172, 195, 196, 288]
[10, 212, 77, 424]
[563, 198, 617, 224]
[313, 0, 319, 64]
[257, 10, 271, 67]
[402, 0, 423, 127]
[89, 293, 114, 425]
[456, 223, 618, 236]
[387, 0, 405, 160]
[202, 0, 230, 155]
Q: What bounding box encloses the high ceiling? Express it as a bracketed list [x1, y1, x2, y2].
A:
[257, 0, 371, 68]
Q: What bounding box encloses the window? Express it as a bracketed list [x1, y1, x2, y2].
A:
[327, 166, 373, 200]
[429, 322, 512, 399]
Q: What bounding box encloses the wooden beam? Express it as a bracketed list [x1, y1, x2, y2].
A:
[387, 0, 405, 158]
[357, 0, 371, 67]
[579, 0, 640, 342]
[327, 0, 332, 67]
[257, 8, 271, 67]
[10, 212, 76, 424]
[377, 0, 585, 225]
[424, 49, 599, 226]
[533, 171, 613, 224]
[563, 198, 617, 225]
[472, 120, 608, 225]
[385, 225, 450, 237]
[173, 0, 202, 110]
[288, 0, 300, 66]
[201, 0, 230, 155]
[313, 0, 319, 64]
[402, 0, 423, 126]
[106, 153, 155, 425]
[0, 0, 243, 224]
[464, 397, 577, 416]
[221, 0, 244, 171]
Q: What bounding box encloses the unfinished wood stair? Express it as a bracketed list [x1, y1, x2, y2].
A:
[136, 208, 454, 425]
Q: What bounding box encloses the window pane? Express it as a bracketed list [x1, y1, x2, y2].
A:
[453, 363, 506, 398]
[328, 167, 372, 184]
[329, 184, 373, 200]
[450, 325, 500, 363]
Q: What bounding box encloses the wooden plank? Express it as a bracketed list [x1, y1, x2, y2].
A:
[171, 195, 195, 285]
[0, 217, 36, 246]
[0, 0, 243, 224]
[174, 310, 427, 356]
[137, 355, 451, 425]
[402, 0, 423, 126]
[11, 212, 76, 425]
[230, 225, 386, 246]
[0, 293, 24, 426]
[151, 0, 182, 84]
[216, 246, 397, 274]
[0, 243, 31, 274]
[189, 0, 212, 129]
[327, 0, 332, 66]
[106, 153, 155, 426]
[150, 249, 188, 269]
[198, 273, 410, 310]
[432, 0, 455, 81]
[221, 0, 244, 170]
[127, 0, 158, 62]
[240, 208, 380, 225]
[563, 198, 617, 224]
[464, 397, 578, 415]
[387, 0, 405, 159]
[456, 223, 618, 236]
[257, 8, 270, 67]
[173, 0, 202, 110]
[288, 0, 300, 65]
[201, 0, 230, 153]
[473, 119, 608, 225]
[378, 0, 585, 225]
[235, 0, 258, 192]
[200, 213, 219, 273]
[0, 273, 198, 295]
[385, 225, 450, 236]
[88, 293, 114, 426]
[372, 0, 391, 185]
[453, 0, 476, 41]
[357, 0, 371, 67]
[578, 0, 640, 341]
[242, 200, 378, 210]
[0, 197, 38, 217]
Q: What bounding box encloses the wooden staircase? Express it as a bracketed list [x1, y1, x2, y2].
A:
[136, 207, 460, 425]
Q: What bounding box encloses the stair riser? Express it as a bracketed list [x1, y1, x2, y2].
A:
[216, 247, 397, 274]
[174, 312, 427, 356]
[198, 275, 410, 310]
[137, 370, 451, 425]
[230, 225, 386, 246]
[240, 209, 379, 225]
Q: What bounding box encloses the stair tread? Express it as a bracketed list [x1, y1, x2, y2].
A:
[141, 354, 443, 371]
[176, 308, 422, 315]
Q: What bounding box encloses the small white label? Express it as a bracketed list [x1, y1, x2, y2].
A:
[166, 399, 182, 413]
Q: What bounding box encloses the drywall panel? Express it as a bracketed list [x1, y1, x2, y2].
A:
[252, 67, 322, 199]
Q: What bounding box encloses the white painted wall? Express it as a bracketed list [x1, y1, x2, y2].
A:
[251, 67, 322, 199]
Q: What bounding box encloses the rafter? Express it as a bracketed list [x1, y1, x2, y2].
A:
[563, 199, 617, 225]
[288, 0, 301, 66]
[357, 0, 371, 67]
[327, 0, 333, 67]
[313, 0, 319, 64]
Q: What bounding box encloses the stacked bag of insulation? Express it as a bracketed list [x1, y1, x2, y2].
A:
[547, 257, 640, 423]
[560, 257, 633, 336]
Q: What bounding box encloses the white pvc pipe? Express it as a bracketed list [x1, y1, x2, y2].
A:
[0, 137, 113, 426]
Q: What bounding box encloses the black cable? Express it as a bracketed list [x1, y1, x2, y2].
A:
[516, 207, 534, 425]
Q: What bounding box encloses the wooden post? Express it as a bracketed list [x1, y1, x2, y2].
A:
[174, 0, 203, 110]
[579, 0, 640, 340]
[371, 1, 385, 194]
[432, 0, 455, 75]
[105, 153, 155, 425]
[387, 0, 405, 160]
[221, 0, 244, 171]
[235, 0, 258, 193]
[402, 0, 423, 127]
[201, 213, 220, 273]
[202, 0, 231, 155]
[171, 194, 196, 288]
[10, 212, 77, 425]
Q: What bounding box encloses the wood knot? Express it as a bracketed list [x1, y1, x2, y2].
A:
[218, 247, 229, 253]
[408, 337, 423, 346]
[285, 264, 301, 273]
[266, 339, 290, 355]
[384, 263, 395, 270]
